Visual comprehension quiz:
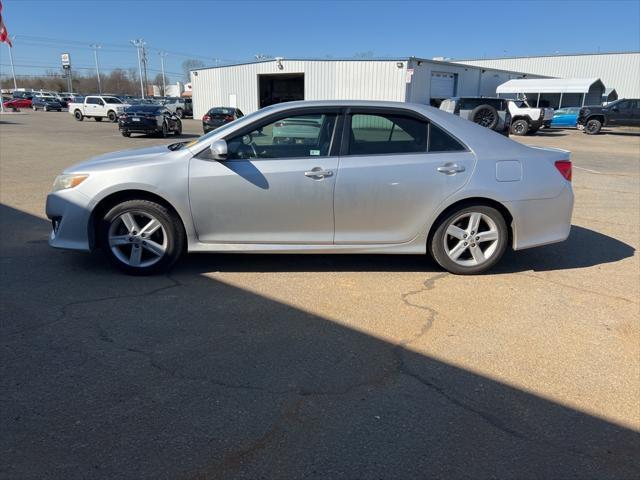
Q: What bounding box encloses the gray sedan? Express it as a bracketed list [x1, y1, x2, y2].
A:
[46, 100, 573, 275]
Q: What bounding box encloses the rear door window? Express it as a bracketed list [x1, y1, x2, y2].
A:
[348, 113, 428, 155]
[428, 124, 466, 152]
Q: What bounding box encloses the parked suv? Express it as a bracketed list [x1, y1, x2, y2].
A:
[577, 99, 640, 134]
[507, 100, 554, 135]
[440, 97, 511, 135]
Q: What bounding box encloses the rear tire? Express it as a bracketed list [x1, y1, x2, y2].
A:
[470, 105, 499, 130]
[100, 199, 185, 275]
[430, 205, 508, 275]
[44, 106, 49, 112]
[510, 119, 529, 136]
[584, 118, 602, 135]
[121, 131, 131, 137]
[74, 110, 83, 121]
[174, 120, 182, 136]
[175, 108, 183, 119]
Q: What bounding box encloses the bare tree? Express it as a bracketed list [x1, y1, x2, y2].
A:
[181, 59, 205, 81]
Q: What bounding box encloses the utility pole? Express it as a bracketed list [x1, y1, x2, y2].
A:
[7, 35, 17, 90]
[90, 44, 102, 94]
[159, 51, 167, 96]
[141, 43, 148, 96]
[130, 39, 145, 98]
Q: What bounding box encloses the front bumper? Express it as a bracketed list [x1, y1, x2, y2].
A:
[506, 184, 574, 251]
[46, 188, 93, 252]
[119, 120, 159, 133]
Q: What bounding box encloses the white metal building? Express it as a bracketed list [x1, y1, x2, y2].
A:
[455, 52, 640, 99]
[190, 57, 541, 118]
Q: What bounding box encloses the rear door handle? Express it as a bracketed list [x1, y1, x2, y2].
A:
[437, 163, 465, 175]
[305, 168, 333, 179]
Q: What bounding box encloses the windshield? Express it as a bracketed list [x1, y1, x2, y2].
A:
[181, 107, 274, 150]
[104, 97, 123, 104]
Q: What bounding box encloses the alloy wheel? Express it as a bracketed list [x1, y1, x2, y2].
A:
[443, 212, 500, 267]
[108, 211, 167, 268]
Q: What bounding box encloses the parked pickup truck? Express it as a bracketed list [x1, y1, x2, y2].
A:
[577, 98, 640, 134]
[507, 100, 554, 136]
[69, 95, 129, 122]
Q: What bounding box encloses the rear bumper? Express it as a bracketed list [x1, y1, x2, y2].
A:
[506, 184, 574, 250]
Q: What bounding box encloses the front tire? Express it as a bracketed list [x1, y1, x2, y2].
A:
[510, 119, 529, 136]
[174, 120, 182, 136]
[584, 118, 602, 135]
[175, 108, 183, 119]
[100, 199, 185, 275]
[160, 122, 168, 138]
[107, 111, 117, 122]
[430, 205, 508, 275]
[121, 131, 131, 137]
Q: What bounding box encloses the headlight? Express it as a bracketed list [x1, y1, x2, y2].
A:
[52, 174, 89, 192]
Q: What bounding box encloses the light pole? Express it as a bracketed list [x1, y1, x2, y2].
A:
[130, 39, 145, 98]
[159, 51, 167, 96]
[90, 44, 102, 94]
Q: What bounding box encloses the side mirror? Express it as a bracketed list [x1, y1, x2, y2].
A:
[209, 139, 228, 161]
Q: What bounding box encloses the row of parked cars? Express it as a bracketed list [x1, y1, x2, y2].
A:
[438, 96, 640, 135]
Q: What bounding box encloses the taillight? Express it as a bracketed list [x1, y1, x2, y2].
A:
[203, 114, 210, 121]
[555, 160, 572, 182]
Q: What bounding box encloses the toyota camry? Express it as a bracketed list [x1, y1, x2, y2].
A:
[46, 100, 573, 275]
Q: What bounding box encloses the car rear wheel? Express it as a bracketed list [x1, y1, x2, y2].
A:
[585, 118, 602, 135]
[100, 200, 184, 275]
[107, 111, 117, 122]
[74, 110, 83, 121]
[174, 120, 182, 136]
[175, 108, 183, 119]
[510, 119, 529, 136]
[470, 105, 499, 130]
[430, 205, 508, 275]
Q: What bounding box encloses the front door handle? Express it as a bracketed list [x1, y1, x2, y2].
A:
[305, 168, 333, 179]
[437, 163, 466, 175]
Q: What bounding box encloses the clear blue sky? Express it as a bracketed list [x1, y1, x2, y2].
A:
[1, 0, 639, 83]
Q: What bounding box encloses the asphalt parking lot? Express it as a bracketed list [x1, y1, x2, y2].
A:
[1, 110, 639, 479]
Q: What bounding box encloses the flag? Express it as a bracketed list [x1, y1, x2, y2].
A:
[0, 0, 12, 47]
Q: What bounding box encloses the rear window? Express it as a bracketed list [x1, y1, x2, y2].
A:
[125, 105, 161, 113]
[209, 108, 234, 115]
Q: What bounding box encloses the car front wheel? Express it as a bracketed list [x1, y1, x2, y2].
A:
[510, 119, 529, 136]
[430, 205, 508, 275]
[584, 118, 602, 135]
[100, 199, 185, 275]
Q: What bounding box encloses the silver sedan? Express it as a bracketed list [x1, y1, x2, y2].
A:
[46, 100, 573, 275]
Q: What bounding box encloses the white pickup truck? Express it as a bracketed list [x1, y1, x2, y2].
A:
[69, 95, 129, 122]
[507, 100, 554, 135]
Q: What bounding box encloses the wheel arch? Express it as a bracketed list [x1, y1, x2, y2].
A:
[586, 114, 605, 123]
[88, 189, 187, 250]
[427, 197, 514, 253]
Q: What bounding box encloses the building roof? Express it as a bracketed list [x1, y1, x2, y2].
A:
[496, 78, 605, 94]
[457, 51, 639, 61]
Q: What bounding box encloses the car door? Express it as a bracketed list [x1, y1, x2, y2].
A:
[333, 109, 475, 244]
[608, 100, 633, 126]
[189, 108, 341, 244]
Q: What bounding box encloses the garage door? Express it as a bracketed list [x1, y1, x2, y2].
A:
[430, 72, 456, 99]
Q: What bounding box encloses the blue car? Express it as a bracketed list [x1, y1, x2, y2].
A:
[550, 107, 580, 128]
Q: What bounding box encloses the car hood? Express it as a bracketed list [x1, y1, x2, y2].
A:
[64, 145, 177, 173]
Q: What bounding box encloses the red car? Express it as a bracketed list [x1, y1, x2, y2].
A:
[3, 98, 32, 109]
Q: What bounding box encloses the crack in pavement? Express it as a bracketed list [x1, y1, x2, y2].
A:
[395, 272, 637, 469]
[4, 275, 182, 337]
